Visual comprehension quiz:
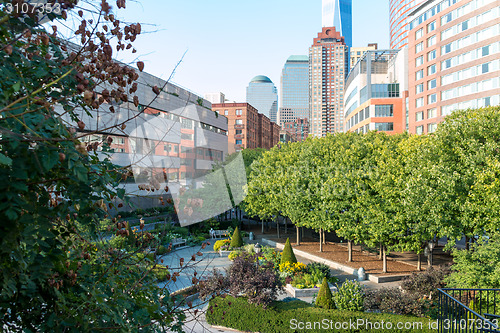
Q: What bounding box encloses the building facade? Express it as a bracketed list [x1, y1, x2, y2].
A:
[309, 27, 348, 137]
[344, 49, 409, 134]
[322, 0, 353, 48]
[283, 118, 310, 142]
[350, 43, 378, 69]
[204, 92, 225, 104]
[277, 55, 310, 127]
[407, 0, 500, 134]
[390, 0, 426, 49]
[212, 103, 280, 153]
[246, 75, 278, 123]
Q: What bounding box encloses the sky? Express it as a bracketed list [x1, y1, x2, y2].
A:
[117, 0, 390, 103]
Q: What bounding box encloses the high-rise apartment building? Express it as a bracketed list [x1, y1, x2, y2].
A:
[350, 43, 378, 69]
[390, 0, 426, 49]
[309, 27, 348, 137]
[246, 75, 278, 123]
[322, 0, 353, 48]
[283, 118, 310, 142]
[204, 92, 225, 104]
[277, 55, 310, 127]
[212, 103, 280, 153]
[407, 0, 500, 134]
[344, 49, 409, 134]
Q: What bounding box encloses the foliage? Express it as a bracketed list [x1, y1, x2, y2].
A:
[280, 238, 297, 265]
[152, 267, 171, 282]
[207, 296, 436, 333]
[292, 273, 320, 289]
[306, 262, 332, 279]
[227, 255, 283, 307]
[364, 288, 429, 317]
[315, 277, 335, 309]
[199, 269, 229, 301]
[334, 280, 365, 312]
[401, 265, 451, 296]
[156, 245, 170, 256]
[213, 239, 231, 252]
[446, 234, 500, 289]
[261, 246, 282, 270]
[229, 226, 243, 248]
[228, 250, 244, 261]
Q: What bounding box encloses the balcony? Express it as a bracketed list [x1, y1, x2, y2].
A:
[234, 124, 244, 130]
[234, 134, 244, 140]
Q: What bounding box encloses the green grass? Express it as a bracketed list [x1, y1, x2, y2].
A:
[206, 296, 438, 332]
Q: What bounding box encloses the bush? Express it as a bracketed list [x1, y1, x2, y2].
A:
[230, 227, 243, 248]
[152, 267, 170, 282]
[261, 247, 281, 270]
[280, 238, 297, 265]
[364, 288, 429, 318]
[307, 262, 331, 279]
[228, 250, 244, 261]
[334, 280, 364, 312]
[315, 277, 335, 309]
[206, 296, 436, 333]
[213, 239, 231, 252]
[401, 265, 451, 297]
[156, 245, 169, 256]
[172, 226, 189, 237]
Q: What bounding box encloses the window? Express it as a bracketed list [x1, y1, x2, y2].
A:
[235, 119, 243, 125]
[427, 21, 436, 32]
[416, 111, 424, 122]
[115, 148, 124, 153]
[416, 69, 424, 80]
[416, 42, 423, 53]
[416, 83, 424, 94]
[428, 79, 437, 90]
[235, 140, 242, 145]
[415, 28, 423, 39]
[197, 148, 204, 156]
[428, 123, 437, 133]
[428, 64, 437, 75]
[236, 109, 242, 115]
[224, 110, 228, 115]
[428, 108, 437, 119]
[181, 133, 193, 141]
[181, 146, 190, 153]
[375, 105, 394, 117]
[416, 97, 424, 108]
[235, 130, 242, 134]
[374, 122, 394, 131]
[181, 118, 193, 129]
[365, 107, 370, 119]
[427, 51, 437, 65]
[416, 125, 424, 135]
[427, 35, 436, 47]
[482, 45, 490, 57]
[173, 145, 178, 153]
[428, 93, 437, 104]
[482, 63, 489, 74]
[441, 12, 452, 25]
[442, 58, 452, 69]
[416, 56, 424, 67]
[442, 43, 452, 55]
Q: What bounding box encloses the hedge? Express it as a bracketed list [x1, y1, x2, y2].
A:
[206, 296, 438, 332]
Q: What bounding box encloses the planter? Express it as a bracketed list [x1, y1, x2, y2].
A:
[219, 250, 231, 257]
[285, 283, 337, 298]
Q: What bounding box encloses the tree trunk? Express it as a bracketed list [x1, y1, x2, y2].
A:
[465, 236, 470, 251]
[322, 230, 326, 244]
[319, 229, 323, 252]
[427, 250, 433, 268]
[348, 240, 353, 262]
[417, 253, 422, 271]
[296, 225, 300, 245]
[284, 217, 288, 234]
[382, 247, 388, 273]
[379, 243, 383, 260]
[261, 220, 264, 234]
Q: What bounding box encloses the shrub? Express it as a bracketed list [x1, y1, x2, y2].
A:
[152, 267, 170, 282]
[364, 288, 429, 317]
[227, 254, 283, 307]
[280, 238, 297, 265]
[315, 277, 335, 309]
[334, 280, 364, 312]
[306, 262, 331, 279]
[292, 273, 319, 289]
[279, 262, 307, 276]
[206, 296, 435, 333]
[228, 250, 244, 261]
[230, 227, 243, 248]
[401, 265, 451, 297]
[156, 245, 169, 256]
[261, 247, 281, 270]
[172, 226, 189, 237]
[213, 239, 231, 252]
[199, 269, 230, 301]
[242, 243, 255, 255]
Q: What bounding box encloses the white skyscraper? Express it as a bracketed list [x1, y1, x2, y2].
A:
[322, 0, 352, 48]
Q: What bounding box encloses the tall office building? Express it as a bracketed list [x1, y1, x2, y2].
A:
[390, 0, 426, 49]
[322, 0, 353, 48]
[246, 75, 278, 123]
[407, 0, 500, 135]
[277, 55, 310, 126]
[309, 27, 348, 137]
[350, 43, 378, 69]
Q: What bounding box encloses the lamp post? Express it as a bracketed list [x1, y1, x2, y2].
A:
[254, 243, 261, 255]
[425, 240, 435, 267]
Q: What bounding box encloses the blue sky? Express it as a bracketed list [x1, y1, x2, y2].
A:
[118, 0, 389, 102]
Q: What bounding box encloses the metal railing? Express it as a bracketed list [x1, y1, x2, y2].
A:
[438, 288, 500, 332]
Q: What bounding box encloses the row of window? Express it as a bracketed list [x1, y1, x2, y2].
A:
[442, 42, 499, 71]
[442, 23, 500, 56]
[415, 108, 439, 122]
[442, 95, 497, 116]
[441, 77, 500, 101]
[416, 79, 437, 94]
[442, 60, 498, 86]
[415, 123, 438, 135]
[441, 8, 498, 42]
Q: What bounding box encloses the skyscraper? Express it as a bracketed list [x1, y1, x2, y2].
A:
[309, 27, 348, 137]
[322, 0, 353, 48]
[246, 75, 278, 123]
[278, 55, 310, 126]
[390, 0, 426, 49]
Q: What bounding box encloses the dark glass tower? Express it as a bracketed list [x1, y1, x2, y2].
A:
[322, 0, 352, 48]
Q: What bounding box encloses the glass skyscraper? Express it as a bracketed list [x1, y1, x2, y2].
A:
[322, 0, 352, 48]
[246, 75, 278, 123]
[278, 55, 310, 126]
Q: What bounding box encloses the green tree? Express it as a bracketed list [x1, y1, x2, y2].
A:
[230, 226, 243, 248]
[280, 238, 297, 265]
[315, 277, 335, 309]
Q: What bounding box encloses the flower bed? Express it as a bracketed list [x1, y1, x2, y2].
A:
[285, 283, 337, 297]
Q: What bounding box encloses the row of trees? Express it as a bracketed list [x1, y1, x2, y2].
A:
[244, 107, 500, 272]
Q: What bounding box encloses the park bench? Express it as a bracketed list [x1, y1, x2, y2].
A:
[210, 230, 229, 239]
[171, 237, 187, 248]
